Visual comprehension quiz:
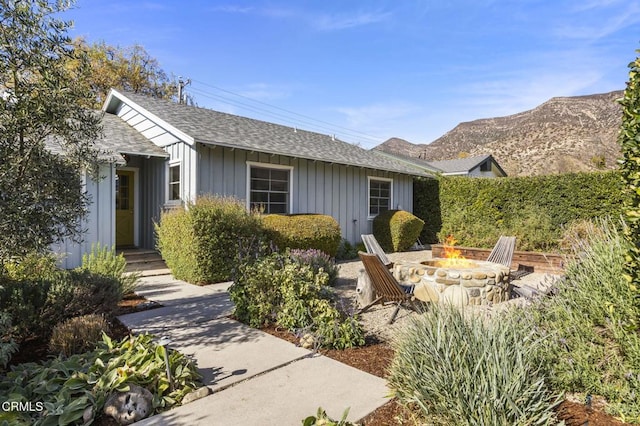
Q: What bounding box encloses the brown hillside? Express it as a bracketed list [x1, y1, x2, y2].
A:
[375, 90, 623, 176]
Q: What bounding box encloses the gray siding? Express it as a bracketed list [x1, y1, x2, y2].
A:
[52, 164, 116, 269]
[197, 145, 414, 244]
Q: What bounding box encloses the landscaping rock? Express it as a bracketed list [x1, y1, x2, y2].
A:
[103, 384, 153, 425]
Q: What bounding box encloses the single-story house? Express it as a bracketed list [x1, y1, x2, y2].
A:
[53, 89, 430, 268]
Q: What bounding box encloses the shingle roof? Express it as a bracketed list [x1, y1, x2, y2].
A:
[99, 113, 169, 159]
[427, 154, 494, 174]
[108, 90, 427, 176]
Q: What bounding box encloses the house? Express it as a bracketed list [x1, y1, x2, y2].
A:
[54, 89, 430, 268]
[426, 154, 507, 177]
[374, 151, 506, 178]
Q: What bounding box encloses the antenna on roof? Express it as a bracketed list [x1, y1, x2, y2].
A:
[178, 77, 191, 105]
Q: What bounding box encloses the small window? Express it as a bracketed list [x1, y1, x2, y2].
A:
[369, 178, 392, 217]
[169, 163, 180, 201]
[249, 165, 290, 214]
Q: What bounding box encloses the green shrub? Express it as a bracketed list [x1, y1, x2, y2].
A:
[0, 312, 17, 368]
[372, 210, 424, 252]
[2, 251, 58, 281]
[529, 218, 640, 421]
[229, 252, 364, 349]
[77, 243, 139, 295]
[289, 248, 339, 286]
[156, 195, 265, 284]
[261, 214, 341, 257]
[49, 314, 109, 356]
[0, 333, 202, 425]
[413, 177, 442, 243]
[303, 408, 355, 426]
[388, 303, 559, 425]
[335, 239, 361, 260]
[0, 270, 122, 341]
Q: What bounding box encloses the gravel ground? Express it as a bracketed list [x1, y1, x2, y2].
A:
[332, 249, 560, 342]
[333, 249, 434, 342]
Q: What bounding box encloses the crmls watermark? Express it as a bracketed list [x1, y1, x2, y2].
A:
[1, 401, 44, 412]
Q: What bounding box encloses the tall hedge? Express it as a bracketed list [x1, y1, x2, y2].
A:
[372, 210, 425, 252]
[155, 196, 265, 284]
[414, 171, 624, 251]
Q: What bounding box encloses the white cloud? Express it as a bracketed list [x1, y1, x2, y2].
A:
[555, 2, 640, 40]
[312, 10, 391, 31]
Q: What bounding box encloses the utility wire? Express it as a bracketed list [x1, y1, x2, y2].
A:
[188, 79, 384, 145]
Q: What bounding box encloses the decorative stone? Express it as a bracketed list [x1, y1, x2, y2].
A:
[487, 272, 496, 278]
[409, 274, 422, 283]
[414, 283, 440, 302]
[436, 278, 460, 286]
[468, 288, 480, 297]
[104, 385, 153, 425]
[355, 269, 376, 308]
[472, 272, 487, 280]
[416, 269, 425, 276]
[449, 272, 460, 279]
[436, 270, 447, 277]
[442, 285, 469, 307]
[461, 273, 472, 280]
[182, 387, 211, 405]
[426, 269, 435, 276]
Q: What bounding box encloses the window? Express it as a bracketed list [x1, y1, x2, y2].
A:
[480, 161, 491, 172]
[168, 163, 180, 201]
[369, 177, 392, 218]
[248, 164, 291, 214]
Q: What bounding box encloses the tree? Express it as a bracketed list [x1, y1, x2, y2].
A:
[618, 49, 640, 312]
[0, 0, 102, 260]
[72, 39, 178, 108]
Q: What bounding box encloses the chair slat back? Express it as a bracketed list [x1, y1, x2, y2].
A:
[486, 236, 516, 268]
[361, 234, 392, 267]
[359, 252, 407, 302]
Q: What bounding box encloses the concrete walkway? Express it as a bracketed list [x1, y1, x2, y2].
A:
[118, 275, 390, 425]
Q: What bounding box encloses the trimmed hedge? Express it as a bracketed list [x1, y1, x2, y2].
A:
[155, 195, 265, 284]
[261, 214, 341, 257]
[414, 171, 624, 251]
[372, 210, 425, 252]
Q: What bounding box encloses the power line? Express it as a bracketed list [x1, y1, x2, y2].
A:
[188, 79, 384, 145]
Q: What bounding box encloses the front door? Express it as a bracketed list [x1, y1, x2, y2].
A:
[116, 170, 135, 247]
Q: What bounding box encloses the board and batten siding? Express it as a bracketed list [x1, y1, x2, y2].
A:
[196, 145, 414, 244]
[52, 164, 116, 269]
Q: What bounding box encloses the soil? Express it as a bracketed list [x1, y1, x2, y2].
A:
[7, 289, 635, 425]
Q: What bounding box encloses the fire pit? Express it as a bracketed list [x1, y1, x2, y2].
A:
[393, 258, 511, 306]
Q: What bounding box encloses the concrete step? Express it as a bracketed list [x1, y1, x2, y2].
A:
[120, 249, 169, 274]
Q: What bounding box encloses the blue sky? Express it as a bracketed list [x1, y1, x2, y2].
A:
[65, 1, 639, 148]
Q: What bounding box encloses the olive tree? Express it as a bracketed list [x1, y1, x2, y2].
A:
[0, 0, 102, 260]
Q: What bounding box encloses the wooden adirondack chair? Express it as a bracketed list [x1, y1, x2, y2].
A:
[358, 252, 420, 324]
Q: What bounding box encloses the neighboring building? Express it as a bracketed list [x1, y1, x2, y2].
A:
[54, 89, 429, 268]
[374, 151, 507, 178]
[426, 154, 507, 177]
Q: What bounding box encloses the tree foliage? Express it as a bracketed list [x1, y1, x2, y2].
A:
[618, 49, 640, 307]
[72, 39, 178, 108]
[0, 0, 102, 260]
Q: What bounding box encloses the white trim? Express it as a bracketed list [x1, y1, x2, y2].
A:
[165, 159, 182, 206]
[116, 167, 140, 247]
[245, 161, 294, 213]
[367, 176, 394, 220]
[104, 88, 196, 145]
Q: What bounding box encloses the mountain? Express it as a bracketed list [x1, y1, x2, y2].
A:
[374, 90, 623, 176]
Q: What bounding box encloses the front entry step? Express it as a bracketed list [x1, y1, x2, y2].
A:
[118, 249, 171, 276]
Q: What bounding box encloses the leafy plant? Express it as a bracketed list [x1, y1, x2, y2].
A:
[290, 248, 339, 286]
[261, 213, 342, 257]
[0, 333, 202, 425]
[302, 407, 356, 426]
[229, 252, 364, 349]
[77, 243, 139, 295]
[388, 303, 559, 425]
[373, 210, 424, 252]
[49, 314, 110, 356]
[528, 218, 640, 421]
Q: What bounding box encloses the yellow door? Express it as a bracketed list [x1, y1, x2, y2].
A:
[116, 170, 135, 247]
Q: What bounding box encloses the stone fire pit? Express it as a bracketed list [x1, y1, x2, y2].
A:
[393, 258, 511, 307]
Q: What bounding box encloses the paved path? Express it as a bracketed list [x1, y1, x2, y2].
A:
[118, 275, 390, 425]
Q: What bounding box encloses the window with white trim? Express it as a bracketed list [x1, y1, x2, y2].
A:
[168, 163, 181, 201]
[249, 165, 291, 214]
[368, 177, 392, 217]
